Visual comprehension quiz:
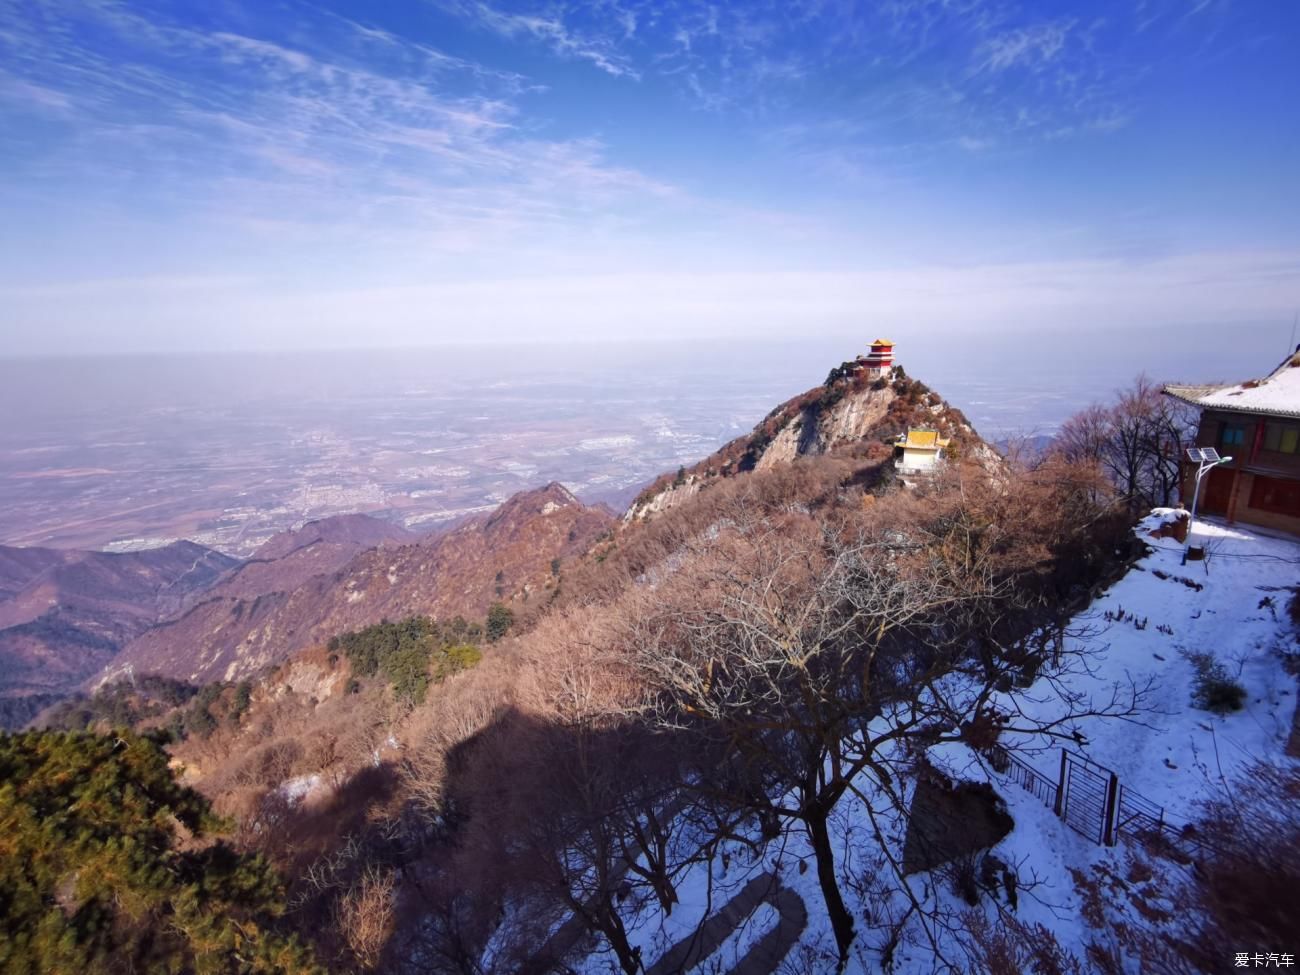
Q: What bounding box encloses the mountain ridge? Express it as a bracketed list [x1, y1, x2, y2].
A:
[251, 512, 415, 561]
[57, 357, 986, 698]
[210, 513, 416, 600]
[95, 482, 612, 686]
[0, 540, 238, 726]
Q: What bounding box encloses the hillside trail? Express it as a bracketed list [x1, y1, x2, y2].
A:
[645, 871, 807, 975]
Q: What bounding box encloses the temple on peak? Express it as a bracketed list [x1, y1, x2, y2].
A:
[856, 339, 895, 380]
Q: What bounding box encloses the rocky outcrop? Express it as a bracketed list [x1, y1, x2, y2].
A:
[754, 382, 896, 470]
[626, 365, 981, 522]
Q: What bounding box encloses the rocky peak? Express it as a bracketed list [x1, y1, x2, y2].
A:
[253, 513, 413, 561]
[625, 359, 982, 521]
[483, 482, 580, 532]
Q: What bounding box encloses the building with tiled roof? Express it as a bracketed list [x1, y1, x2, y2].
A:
[855, 339, 895, 380]
[894, 427, 951, 475]
[1164, 349, 1300, 535]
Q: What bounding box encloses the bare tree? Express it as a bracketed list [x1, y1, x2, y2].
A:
[626, 502, 972, 965]
[442, 708, 650, 975]
[345, 456, 1154, 973]
[628, 466, 1157, 969]
[1056, 375, 1197, 510]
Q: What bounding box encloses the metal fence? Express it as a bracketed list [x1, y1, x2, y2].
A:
[1114, 782, 1167, 841]
[1113, 785, 1223, 862]
[989, 744, 1059, 811]
[991, 747, 1171, 850]
[1058, 751, 1119, 846]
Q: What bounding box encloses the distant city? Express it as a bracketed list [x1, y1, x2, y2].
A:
[0, 325, 1289, 555]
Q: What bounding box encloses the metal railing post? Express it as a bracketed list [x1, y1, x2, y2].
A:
[1103, 774, 1119, 846]
[1054, 750, 1067, 818]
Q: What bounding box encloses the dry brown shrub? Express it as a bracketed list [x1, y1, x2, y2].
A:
[232, 737, 306, 788]
[1172, 761, 1300, 972]
[399, 656, 515, 818]
[336, 866, 397, 970]
[548, 453, 858, 613]
[514, 601, 644, 724]
[959, 911, 1086, 975]
[216, 784, 298, 856]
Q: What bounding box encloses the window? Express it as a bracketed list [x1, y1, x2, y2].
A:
[1262, 423, 1299, 454]
[1220, 423, 1247, 448]
[1249, 474, 1300, 517]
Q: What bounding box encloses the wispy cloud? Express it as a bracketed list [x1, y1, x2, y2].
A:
[448, 1, 640, 79]
[974, 21, 1074, 74]
[2, 0, 1292, 356]
[210, 32, 317, 74]
[430, 0, 1138, 142]
[0, 0, 676, 252]
[0, 76, 75, 113]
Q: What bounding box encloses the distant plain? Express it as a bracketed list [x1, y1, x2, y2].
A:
[0, 324, 1286, 555]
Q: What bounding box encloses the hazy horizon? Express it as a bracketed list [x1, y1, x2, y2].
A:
[1, 323, 1292, 554]
[2, 316, 1298, 362]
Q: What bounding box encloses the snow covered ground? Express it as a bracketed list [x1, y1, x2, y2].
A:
[577, 512, 1299, 975]
[995, 510, 1298, 814]
[942, 510, 1299, 970]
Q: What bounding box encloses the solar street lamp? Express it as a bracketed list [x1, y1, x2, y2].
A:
[1182, 447, 1233, 565]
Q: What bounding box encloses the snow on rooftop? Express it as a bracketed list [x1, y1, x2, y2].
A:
[1166, 352, 1300, 418]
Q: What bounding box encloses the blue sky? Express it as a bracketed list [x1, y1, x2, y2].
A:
[2, 0, 1298, 355]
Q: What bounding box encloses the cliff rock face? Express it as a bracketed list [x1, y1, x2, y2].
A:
[625, 365, 980, 521]
[0, 541, 238, 722]
[753, 381, 897, 470]
[97, 483, 611, 686]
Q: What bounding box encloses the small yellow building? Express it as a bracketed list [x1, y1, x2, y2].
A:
[895, 428, 951, 474]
